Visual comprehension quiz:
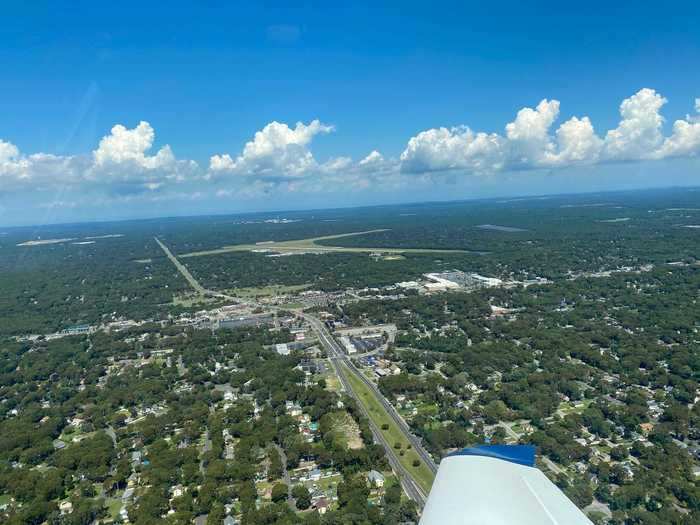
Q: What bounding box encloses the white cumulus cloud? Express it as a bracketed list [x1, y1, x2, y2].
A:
[0, 121, 196, 194]
[543, 116, 603, 166]
[2, 89, 699, 205]
[88, 121, 198, 192]
[652, 102, 700, 159]
[506, 99, 560, 167]
[400, 127, 506, 174]
[93, 121, 175, 169]
[209, 119, 334, 179]
[0, 140, 20, 163]
[0, 140, 85, 191]
[208, 120, 404, 192]
[603, 88, 667, 160]
[399, 88, 700, 176]
[320, 156, 353, 173]
[359, 150, 384, 167]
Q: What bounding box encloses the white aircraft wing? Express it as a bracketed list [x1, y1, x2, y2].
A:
[419, 445, 593, 525]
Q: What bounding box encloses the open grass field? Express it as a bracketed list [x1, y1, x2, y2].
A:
[58, 425, 96, 443]
[302, 472, 342, 492]
[172, 292, 218, 307]
[324, 374, 341, 392]
[557, 398, 594, 416]
[105, 496, 123, 520]
[415, 401, 439, 416]
[255, 480, 274, 498]
[226, 283, 311, 298]
[179, 230, 472, 258]
[327, 411, 364, 450]
[280, 301, 305, 310]
[343, 365, 435, 494]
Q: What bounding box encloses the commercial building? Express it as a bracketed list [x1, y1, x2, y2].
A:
[340, 336, 356, 354]
[424, 270, 503, 291]
[60, 324, 91, 335]
[275, 343, 291, 356]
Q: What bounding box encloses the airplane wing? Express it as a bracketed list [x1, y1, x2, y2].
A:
[419, 445, 593, 525]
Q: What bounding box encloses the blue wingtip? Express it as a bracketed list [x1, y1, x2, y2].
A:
[448, 444, 536, 467]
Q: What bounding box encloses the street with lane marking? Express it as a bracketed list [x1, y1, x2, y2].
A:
[305, 314, 436, 503]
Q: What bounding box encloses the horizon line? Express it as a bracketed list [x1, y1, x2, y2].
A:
[2, 183, 699, 231]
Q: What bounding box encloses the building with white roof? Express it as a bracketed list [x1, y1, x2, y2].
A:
[275, 343, 291, 356]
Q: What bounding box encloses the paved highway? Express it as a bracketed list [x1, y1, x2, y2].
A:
[305, 315, 436, 506]
[337, 359, 428, 506]
[315, 337, 428, 504]
[307, 316, 437, 472]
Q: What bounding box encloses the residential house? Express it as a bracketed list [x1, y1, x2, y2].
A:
[367, 470, 385, 488]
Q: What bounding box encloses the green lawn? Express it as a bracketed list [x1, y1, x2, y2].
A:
[422, 421, 443, 431]
[324, 374, 341, 392]
[59, 425, 84, 442]
[255, 481, 273, 499]
[595, 444, 612, 454]
[558, 398, 594, 415]
[227, 283, 312, 298]
[343, 365, 434, 494]
[325, 411, 363, 450]
[281, 302, 304, 310]
[105, 497, 123, 520]
[511, 422, 526, 434]
[415, 402, 438, 416]
[172, 293, 217, 307]
[304, 473, 342, 492]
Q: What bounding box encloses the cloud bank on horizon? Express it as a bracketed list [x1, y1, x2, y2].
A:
[1, 88, 699, 203]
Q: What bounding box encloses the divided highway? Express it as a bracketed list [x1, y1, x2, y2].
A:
[307, 316, 437, 471]
[305, 315, 437, 506]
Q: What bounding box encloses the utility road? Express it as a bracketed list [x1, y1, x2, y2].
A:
[155, 237, 207, 295]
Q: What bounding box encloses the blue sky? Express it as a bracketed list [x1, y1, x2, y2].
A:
[1, 1, 699, 226]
